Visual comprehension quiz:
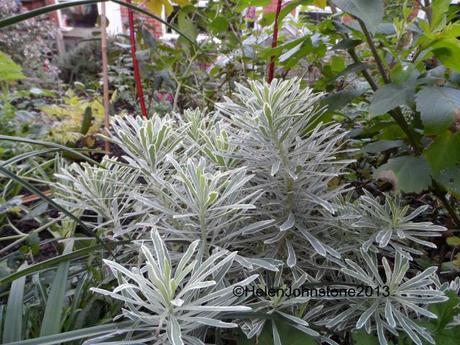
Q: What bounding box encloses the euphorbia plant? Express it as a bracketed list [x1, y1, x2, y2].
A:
[53, 79, 455, 345]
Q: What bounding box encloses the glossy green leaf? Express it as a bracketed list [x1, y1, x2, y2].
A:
[178, 12, 197, 41]
[374, 156, 432, 193]
[333, 39, 362, 50]
[369, 83, 414, 117]
[418, 291, 460, 345]
[362, 140, 404, 154]
[423, 131, 460, 174]
[211, 16, 228, 33]
[416, 86, 460, 135]
[438, 165, 460, 197]
[332, 0, 384, 33]
[261, 36, 310, 59]
[431, 38, 460, 72]
[322, 86, 366, 112]
[330, 56, 346, 73]
[235, 0, 271, 12]
[279, 0, 313, 22]
[446, 236, 460, 246]
[336, 62, 369, 78]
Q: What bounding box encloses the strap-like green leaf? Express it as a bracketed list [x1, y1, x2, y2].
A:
[0, 135, 100, 166]
[0, 240, 128, 286]
[39, 241, 74, 337]
[2, 263, 27, 343]
[6, 320, 134, 345]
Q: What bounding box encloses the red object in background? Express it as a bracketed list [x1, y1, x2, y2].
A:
[267, 0, 283, 83]
[126, 0, 148, 119]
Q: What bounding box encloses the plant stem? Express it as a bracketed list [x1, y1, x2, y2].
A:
[357, 19, 390, 84]
[172, 51, 200, 112]
[126, 0, 148, 119]
[347, 48, 379, 91]
[349, 21, 422, 152]
[198, 210, 208, 262]
[267, 0, 283, 83]
[100, 1, 110, 154]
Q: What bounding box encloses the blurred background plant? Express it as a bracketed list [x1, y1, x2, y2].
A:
[0, 0, 60, 86]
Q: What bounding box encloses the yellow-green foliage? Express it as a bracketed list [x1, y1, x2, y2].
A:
[0, 51, 25, 83]
[41, 90, 104, 145]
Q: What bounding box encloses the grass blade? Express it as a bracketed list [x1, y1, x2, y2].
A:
[0, 135, 100, 166]
[0, 305, 4, 341]
[39, 240, 74, 337]
[0, 240, 129, 286]
[1, 148, 60, 167]
[2, 263, 27, 343]
[6, 320, 134, 345]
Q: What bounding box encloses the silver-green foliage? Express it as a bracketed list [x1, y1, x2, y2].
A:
[217, 79, 355, 262]
[91, 229, 256, 345]
[53, 157, 142, 236]
[322, 250, 447, 345]
[53, 79, 448, 345]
